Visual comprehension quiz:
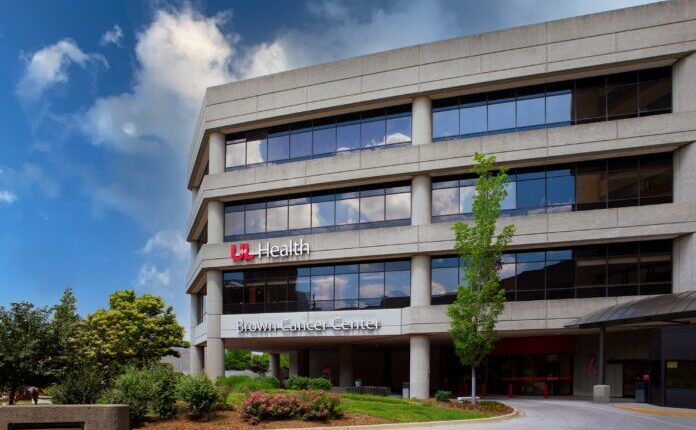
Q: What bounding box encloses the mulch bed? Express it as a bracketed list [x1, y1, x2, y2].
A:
[444, 400, 514, 415]
[138, 410, 390, 429]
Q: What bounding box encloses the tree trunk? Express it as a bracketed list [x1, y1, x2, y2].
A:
[471, 366, 477, 405]
[8, 384, 17, 405]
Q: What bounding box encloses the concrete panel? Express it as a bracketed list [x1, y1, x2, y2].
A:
[307, 77, 362, 102]
[206, 96, 257, 122]
[207, 79, 259, 104]
[362, 45, 420, 75]
[361, 66, 419, 93]
[481, 45, 547, 72]
[419, 56, 481, 82]
[308, 58, 361, 85]
[548, 34, 616, 63]
[257, 67, 309, 95]
[617, 20, 696, 52]
[257, 87, 307, 111]
[0, 405, 129, 430]
[305, 152, 361, 176]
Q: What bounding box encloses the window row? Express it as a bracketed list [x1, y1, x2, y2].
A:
[433, 67, 672, 140]
[224, 183, 411, 241]
[432, 153, 672, 221]
[223, 260, 411, 314]
[225, 106, 412, 169]
[431, 240, 672, 303]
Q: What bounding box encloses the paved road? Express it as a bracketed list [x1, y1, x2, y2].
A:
[429, 399, 696, 430]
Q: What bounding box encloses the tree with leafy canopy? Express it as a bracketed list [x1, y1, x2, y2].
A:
[75, 289, 185, 379]
[448, 153, 515, 404]
[47, 288, 82, 379]
[0, 302, 53, 404]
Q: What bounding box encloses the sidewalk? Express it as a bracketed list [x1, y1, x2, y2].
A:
[614, 403, 696, 417]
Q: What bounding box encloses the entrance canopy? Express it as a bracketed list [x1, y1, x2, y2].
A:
[565, 292, 696, 329]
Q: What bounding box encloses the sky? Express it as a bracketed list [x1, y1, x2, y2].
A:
[0, 0, 659, 335]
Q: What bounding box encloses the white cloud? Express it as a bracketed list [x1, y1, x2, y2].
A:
[16, 39, 107, 102]
[100, 24, 123, 46]
[0, 163, 61, 200]
[135, 263, 171, 288]
[0, 190, 17, 205]
[139, 230, 189, 261]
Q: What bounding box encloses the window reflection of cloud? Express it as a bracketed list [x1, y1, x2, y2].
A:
[311, 202, 334, 227]
[360, 196, 384, 222]
[311, 275, 334, 300]
[335, 274, 358, 299]
[433, 188, 458, 215]
[386, 132, 410, 144]
[386, 194, 410, 219]
[246, 140, 265, 164]
[336, 199, 359, 224]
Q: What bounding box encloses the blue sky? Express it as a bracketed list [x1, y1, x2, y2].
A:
[0, 0, 657, 334]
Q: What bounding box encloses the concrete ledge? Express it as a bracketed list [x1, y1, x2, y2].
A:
[273, 407, 519, 430]
[0, 405, 129, 430]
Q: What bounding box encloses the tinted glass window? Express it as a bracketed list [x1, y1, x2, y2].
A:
[336, 198, 359, 225]
[432, 187, 459, 216]
[245, 208, 266, 233]
[335, 273, 359, 300]
[361, 119, 386, 148]
[360, 195, 385, 223]
[517, 179, 545, 210]
[289, 204, 311, 230]
[266, 206, 288, 232]
[386, 193, 410, 220]
[313, 126, 336, 155]
[516, 95, 545, 128]
[433, 109, 459, 139]
[225, 211, 244, 236]
[546, 90, 572, 124]
[337, 123, 360, 151]
[268, 134, 289, 162]
[460, 105, 487, 135]
[246, 139, 267, 164]
[312, 201, 335, 228]
[432, 267, 459, 296]
[386, 271, 410, 297]
[290, 130, 312, 159]
[226, 142, 245, 167]
[386, 116, 412, 144]
[488, 99, 516, 131]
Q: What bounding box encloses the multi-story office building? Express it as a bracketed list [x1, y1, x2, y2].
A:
[187, 0, 696, 407]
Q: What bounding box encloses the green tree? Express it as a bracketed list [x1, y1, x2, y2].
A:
[0, 302, 53, 404]
[76, 289, 185, 378]
[48, 288, 82, 378]
[448, 153, 515, 404]
[225, 349, 251, 370]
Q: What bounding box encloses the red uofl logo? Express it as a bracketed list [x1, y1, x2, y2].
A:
[230, 243, 255, 261]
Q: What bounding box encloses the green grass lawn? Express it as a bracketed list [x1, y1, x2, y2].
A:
[340, 393, 492, 422]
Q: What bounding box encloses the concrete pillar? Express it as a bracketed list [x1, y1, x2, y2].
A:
[409, 335, 430, 399]
[189, 293, 203, 374]
[339, 345, 354, 387]
[269, 353, 281, 379]
[411, 255, 431, 307]
[207, 200, 224, 244]
[205, 270, 225, 380]
[190, 241, 199, 261]
[673, 52, 696, 113]
[412, 96, 432, 146]
[190, 345, 204, 374]
[673, 143, 696, 294]
[208, 131, 226, 175]
[288, 351, 298, 377]
[411, 175, 432, 226]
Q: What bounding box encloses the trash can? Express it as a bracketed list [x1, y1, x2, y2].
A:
[402, 382, 410, 399]
[634, 381, 646, 403]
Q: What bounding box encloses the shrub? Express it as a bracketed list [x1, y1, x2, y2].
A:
[242, 390, 342, 425]
[286, 375, 310, 390]
[47, 366, 105, 404]
[286, 376, 331, 391]
[307, 377, 332, 391]
[177, 374, 219, 420]
[217, 375, 279, 392]
[102, 368, 151, 424]
[148, 365, 180, 419]
[435, 390, 452, 402]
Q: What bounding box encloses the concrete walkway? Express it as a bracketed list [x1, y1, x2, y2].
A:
[405, 399, 696, 430]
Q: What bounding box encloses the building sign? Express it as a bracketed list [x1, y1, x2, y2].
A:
[231, 238, 310, 262]
[237, 317, 381, 333]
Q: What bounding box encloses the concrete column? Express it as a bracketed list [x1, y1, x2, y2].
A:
[205, 270, 225, 380]
[339, 345, 354, 387]
[190, 345, 203, 374]
[409, 335, 430, 399]
[411, 175, 432, 226]
[288, 351, 299, 377]
[207, 200, 224, 244]
[189, 294, 203, 374]
[269, 353, 281, 379]
[208, 131, 226, 175]
[673, 52, 696, 113]
[190, 241, 199, 261]
[412, 96, 432, 146]
[410, 255, 431, 307]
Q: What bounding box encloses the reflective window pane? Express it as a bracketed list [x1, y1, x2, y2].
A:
[311, 275, 334, 301]
[431, 267, 458, 296]
[246, 139, 267, 164]
[639, 79, 671, 113]
[460, 185, 475, 214]
[433, 109, 459, 139]
[517, 179, 546, 210]
[607, 83, 638, 118]
[337, 123, 360, 151]
[313, 126, 336, 155]
[386, 116, 412, 144]
[290, 130, 312, 159]
[267, 134, 289, 162]
[359, 272, 384, 299]
[245, 208, 266, 233]
[360, 195, 385, 223]
[386, 193, 410, 220]
[502, 182, 516, 211]
[266, 206, 288, 232]
[516, 96, 545, 128]
[289, 204, 311, 230]
[386, 271, 410, 297]
[432, 187, 459, 216]
[225, 211, 245, 236]
[335, 273, 359, 300]
[460, 105, 487, 135]
[336, 198, 359, 225]
[312, 201, 335, 228]
[546, 92, 572, 124]
[226, 142, 245, 168]
[488, 100, 516, 131]
[361, 119, 385, 148]
[547, 175, 575, 207]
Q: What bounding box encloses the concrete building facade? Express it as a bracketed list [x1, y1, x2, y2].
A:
[187, 0, 696, 404]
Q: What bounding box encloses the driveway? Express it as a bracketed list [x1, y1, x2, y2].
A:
[429, 399, 696, 430]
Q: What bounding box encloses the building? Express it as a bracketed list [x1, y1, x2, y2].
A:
[187, 0, 696, 407]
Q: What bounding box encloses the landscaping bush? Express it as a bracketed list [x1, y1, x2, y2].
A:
[102, 368, 151, 424]
[47, 366, 105, 404]
[286, 376, 331, 391]
[242, 390, 342, 425]
[177, 373, 220, 420]
[307, 377, 332, 391]
[435, 390, 452, 402]
[217, 375, 279, 392]
[148, 365, 180, 419]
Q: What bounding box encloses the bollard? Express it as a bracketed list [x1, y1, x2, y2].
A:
[508, 383, 513, 398]
[544, 383, 549, 399]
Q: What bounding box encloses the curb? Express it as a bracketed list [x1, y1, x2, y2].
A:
[276, 408, 520, 430]
[613, 404, 696, 417]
